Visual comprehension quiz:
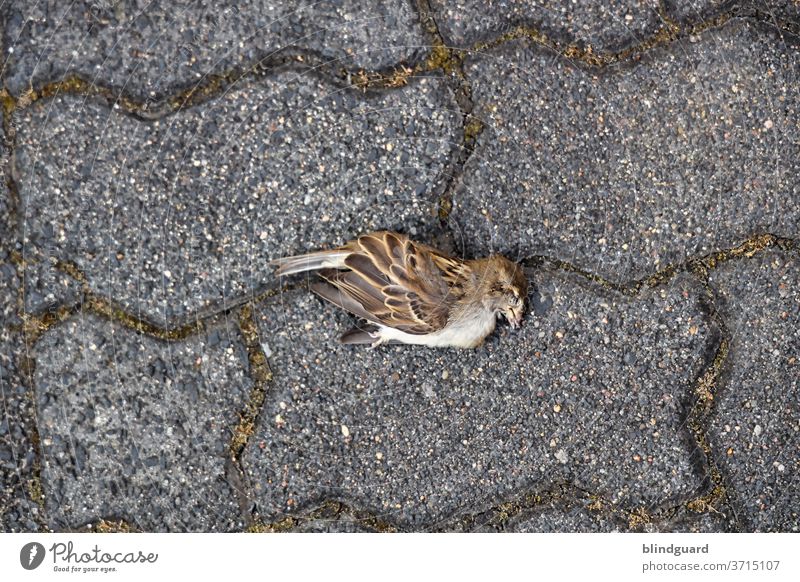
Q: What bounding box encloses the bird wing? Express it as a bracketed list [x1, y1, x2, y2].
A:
[314, 231, 469, 335]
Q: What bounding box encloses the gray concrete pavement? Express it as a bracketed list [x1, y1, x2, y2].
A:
[1, 1, 797, 532]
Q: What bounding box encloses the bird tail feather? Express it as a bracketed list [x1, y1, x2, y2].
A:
[339, 327, 376, 345]
[270, 251, 350, 276]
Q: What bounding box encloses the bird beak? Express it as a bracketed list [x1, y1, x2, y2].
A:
[505, 308, 523, 329]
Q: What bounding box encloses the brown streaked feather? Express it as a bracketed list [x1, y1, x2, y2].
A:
[310, 281, 375, 324]
[309, 231, 469, 335]
[317, 270, 386, 320]
[343, 253, 390, 289]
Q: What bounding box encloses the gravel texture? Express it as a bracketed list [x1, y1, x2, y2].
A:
[0, 252, 41, 532]
[242, 269, 714, 528]
[449, 19, 800, 282]
[33, 314, 251, 531]
[0, 120, 41, 532]
[1, 2, 797, 533]
[707, 250, 800, 532]
[649, 512, 734, 532]
[293, 514, 375, 533]
[428, 0, 663, 50]
[3, 0, 426, 99]
[502, 500, 622, 533]
[666, 1, 800, 27]
[15, 74, 460, 326]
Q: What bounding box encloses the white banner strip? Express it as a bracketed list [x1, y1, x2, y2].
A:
[2, 533, 797, 581]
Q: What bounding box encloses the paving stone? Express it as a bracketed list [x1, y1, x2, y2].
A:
[3, 0, 426, 99]
[450, 20, 800, 282]
[649, 511, 732, 532]
[15, 74, 460, 326]
[0, 260, 42, 532]
[34, 314, 252, 531]
[473, 505, 730, 532]
[0, 117, 39, 532]
[707, 250, 799, 532]
[428, 0, 663, 50]
[0, 253, 17, 343]
[0, 331, 41, 533]
[0, 126, 9, 243]
[21, 257, 83, 315]
[293, 515, 374, 533]
[243, 269, 713, 527]
[501, 501, 622, 532]
[666, 1, 800, 27]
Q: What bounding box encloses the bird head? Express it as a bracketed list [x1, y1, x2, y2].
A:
[477, 255, 529, 328]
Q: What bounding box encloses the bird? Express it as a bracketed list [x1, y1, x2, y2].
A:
[270, 231, 528, 348]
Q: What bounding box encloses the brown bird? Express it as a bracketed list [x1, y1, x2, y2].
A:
[271, 231, 528, 348]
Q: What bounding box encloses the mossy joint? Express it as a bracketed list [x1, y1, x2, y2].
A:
[3, 250, 48, 531]
[462, 485, 562, 531]
[522, 233, 795, 300]
[0, 5, 790, 121]
[469, 5, 754, 71]
[350, 64, 416, 92]
[657, 0, 683, 32]
[684, 411, 732, 521]
[55, 258, 202, 341]
[91, 518, 138, 533]
[249, 499, 398, 533]
[14, 359, 49, 532]
[694, 337, 729, 413]
[26, 455, 45, 510]
[11, 76, 144, 119]
[686, 483, 726, 516]
[628, 507, 653, 530]
[447, 482, 636, 532]
[13, 256, 302, 345]
[229, 304, 273, 461]
[3, 6, 795, 533]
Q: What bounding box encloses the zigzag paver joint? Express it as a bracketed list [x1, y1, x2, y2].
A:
[0, 0, 797, 532]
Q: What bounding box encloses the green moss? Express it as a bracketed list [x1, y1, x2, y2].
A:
[93, 519, 138, 533]
[229, 304, 272, 460]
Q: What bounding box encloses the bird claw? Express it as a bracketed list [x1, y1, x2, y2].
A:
[368, 330, 384, 349]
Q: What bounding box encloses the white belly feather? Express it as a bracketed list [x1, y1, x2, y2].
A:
[378, 309, 498, 348]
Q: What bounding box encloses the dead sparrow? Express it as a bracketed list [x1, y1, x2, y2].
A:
[271, 231, 528, 348]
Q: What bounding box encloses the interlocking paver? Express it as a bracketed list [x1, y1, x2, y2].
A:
[503, 502, 620, 532]
[0, 335, 40, 532]
[0, 261, 40, 531]
[652, 513, 734, 532]
[15, 74, 460, 326]
[34, 315, 251, 531]
[449, 19, 799, 281]
[0, 120, 40, 532]
[242, 270, 712, 527]
[293, 515, 374, 533]
[428, 0, 663, 50]
[3, 1, 426, 99]
[707, 250, 799, 531]
[1, 1, 798, 534]
[497, 501, 732, 532]
[666, 1, 800, 27]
